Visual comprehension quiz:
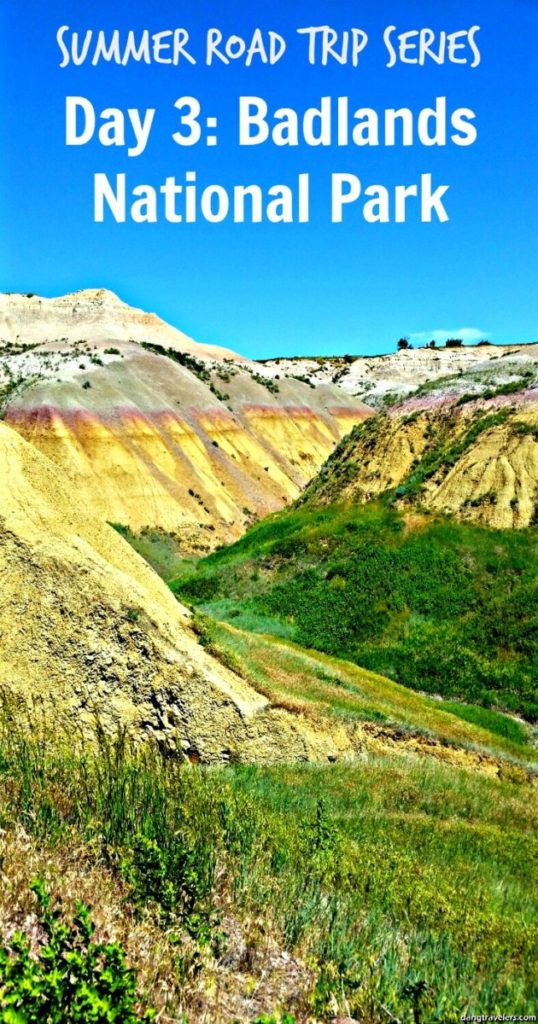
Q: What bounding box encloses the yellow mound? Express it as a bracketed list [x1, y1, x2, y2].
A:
[307, 399, 538, 528]
[2, 295, 370, 551]
[0, 423, 355, 763]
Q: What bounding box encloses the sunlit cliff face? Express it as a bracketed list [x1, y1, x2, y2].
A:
[304, 394, 538, 529]
[0, 290, 371, 549]
[0, 419, 363, 763]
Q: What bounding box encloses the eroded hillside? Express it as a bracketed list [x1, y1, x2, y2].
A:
[266, 341, 538, 409]
[1, 301, 536, 1023]
[0, 420, 363, 764]
[302, 392, 538, 528]
[0, 290, 370, 550]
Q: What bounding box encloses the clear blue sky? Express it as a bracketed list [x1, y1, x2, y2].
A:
[1, 0, 537, 358]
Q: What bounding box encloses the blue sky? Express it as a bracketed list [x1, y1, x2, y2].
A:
[1, 0, 537, 358]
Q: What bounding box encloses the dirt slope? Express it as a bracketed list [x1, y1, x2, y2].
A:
[0, 421, 360, 763]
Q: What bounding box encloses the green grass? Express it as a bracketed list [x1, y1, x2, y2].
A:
[439, 702, 530, 745]
[171, 502, 538, 720]
[99, 463, 538, 1019]
[194, 615, 536, 764]
[110, 523, 193, 579]
[0, 725, 536, 1022]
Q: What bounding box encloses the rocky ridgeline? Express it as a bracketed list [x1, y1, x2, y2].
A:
[266, 341, 538, 409]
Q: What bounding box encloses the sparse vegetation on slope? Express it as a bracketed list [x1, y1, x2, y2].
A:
[110, 523, 190, 580]
[393, 408, 514, 501]
[296, 397, 538, 529]
[0, 292, 369, 552]
[140, 340, 212, 381]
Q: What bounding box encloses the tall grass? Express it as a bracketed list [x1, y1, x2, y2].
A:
[0, 723, 536, 1023]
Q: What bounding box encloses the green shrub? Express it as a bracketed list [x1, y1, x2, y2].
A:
[512, 421, 538, 440]
[121, 832, 217, 943]
[0, 880, 155, 1022]
[140, 342, 211, 383]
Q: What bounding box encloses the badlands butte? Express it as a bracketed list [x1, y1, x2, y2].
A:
[0, 288, 537, 761]
[0, 289, 369, 549]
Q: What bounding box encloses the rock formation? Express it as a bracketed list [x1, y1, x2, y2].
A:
[0, 420, 356, 761]
[0, 290, 371, 549]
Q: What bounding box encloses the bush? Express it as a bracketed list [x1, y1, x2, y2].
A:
[121, 830, 218, 944]
[0, 880, 155, 1022]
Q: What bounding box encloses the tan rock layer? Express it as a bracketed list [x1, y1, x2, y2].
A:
[306, 398, 538, 528]
[0, 422, 359, 763]
[0, 291, 372, 549]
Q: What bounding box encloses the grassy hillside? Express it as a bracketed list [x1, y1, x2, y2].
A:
[84, 494, 538, 1021]
[192, 616, 535, 765]
[170, 502, 538, 720]
[0, 723, 536, 1023]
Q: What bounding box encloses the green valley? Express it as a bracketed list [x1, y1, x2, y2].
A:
[166, 501, 538, 722]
